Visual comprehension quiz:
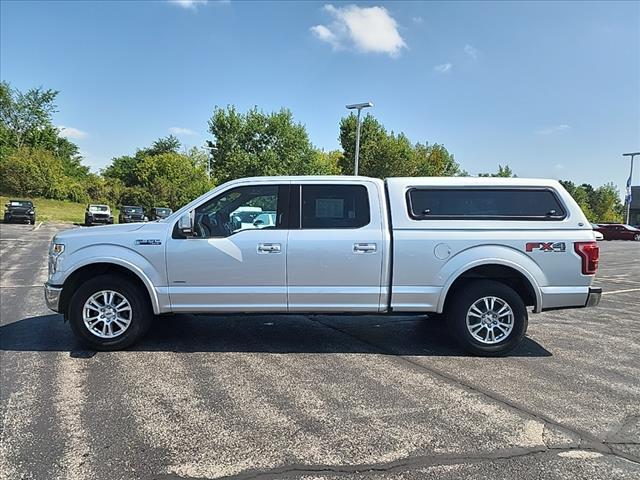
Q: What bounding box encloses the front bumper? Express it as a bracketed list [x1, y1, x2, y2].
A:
[586, 287, 602, 307]
[5, 213, 34, 220]
[87, 217, 112, 224]
[44, 283, 63, 312]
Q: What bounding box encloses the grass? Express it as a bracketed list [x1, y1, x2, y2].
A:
[1, 195, 118, 224]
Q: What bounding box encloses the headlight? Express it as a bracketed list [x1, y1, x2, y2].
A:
[28, 209, 34, 214]
[49, 243, 65, 275]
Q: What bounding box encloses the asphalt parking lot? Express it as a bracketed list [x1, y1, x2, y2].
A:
[1, 222, 639, 480]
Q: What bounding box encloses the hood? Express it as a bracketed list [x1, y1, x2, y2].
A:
[56, 222, 146, 240]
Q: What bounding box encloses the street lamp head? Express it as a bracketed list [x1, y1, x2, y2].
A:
[623, 152, 640, 157]
[346, 102, 373, 110]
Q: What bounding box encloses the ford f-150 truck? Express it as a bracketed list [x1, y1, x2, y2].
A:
[44, 176, 601, 355]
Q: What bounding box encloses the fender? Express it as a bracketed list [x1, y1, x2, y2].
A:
[57, 245, 164, 315]
[436, 245, 546, 314]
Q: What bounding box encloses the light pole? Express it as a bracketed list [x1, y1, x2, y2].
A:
[623, 152, 640, 224]
[346, 102, 373, 175]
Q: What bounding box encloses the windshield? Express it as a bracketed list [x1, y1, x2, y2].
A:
[9, 201, 32, 207]
[89, 205, 109, 212]
[124, 206, 143, 214]
[155, 208, 171, 216]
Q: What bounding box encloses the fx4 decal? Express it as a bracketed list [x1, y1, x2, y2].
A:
[525, 242, 566, 253]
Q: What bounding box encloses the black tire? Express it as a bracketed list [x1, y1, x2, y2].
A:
[3, 215, 9, 223]
[30, 218, 35, 225]
[68, 274, 152, 350]
[447, 280, 528, 356]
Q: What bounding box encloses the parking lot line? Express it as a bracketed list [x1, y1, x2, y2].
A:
[601, 288, 640, 295]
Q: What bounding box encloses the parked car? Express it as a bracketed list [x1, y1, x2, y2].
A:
[3, 199, 35, 224]
[253, 211, 276, 228]
[148, 207, 173, 221]
[45, 176, 601, 355]
[593, 223, 640, 241]
[229, 206, 262, 230]
[118, 205, 146, 224]
[84, 204, 113, 226]
[591, 224, 604, 241]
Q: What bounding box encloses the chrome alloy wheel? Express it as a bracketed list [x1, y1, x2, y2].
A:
[82, 290, 132, 339]
[465, 296, 514, 345]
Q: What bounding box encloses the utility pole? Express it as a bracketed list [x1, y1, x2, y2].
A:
[346, 102, 373, 175]
[623, 152, 639, 225]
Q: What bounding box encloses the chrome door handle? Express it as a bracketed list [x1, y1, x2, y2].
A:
[258, 243, 281, 253]
[354, 243, 377, 253]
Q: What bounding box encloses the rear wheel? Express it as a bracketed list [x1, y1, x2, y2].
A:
[68, 274, 152, 350]
[447, 280, 527, 356]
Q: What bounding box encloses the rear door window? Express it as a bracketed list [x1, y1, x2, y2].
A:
[407, 188, 566, 220]
[301, 185, 370, 229]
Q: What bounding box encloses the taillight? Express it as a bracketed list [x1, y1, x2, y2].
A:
[574, 241, 599, 275]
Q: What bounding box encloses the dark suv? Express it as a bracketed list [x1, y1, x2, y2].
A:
[148, 207, 172, 221]
[4, 199, 36, 224]
[118, 205, 146, 223]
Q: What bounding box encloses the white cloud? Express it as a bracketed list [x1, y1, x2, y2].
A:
[311, 4, 407, 57]
[169, 127, 198, 136]
[57, 125, 87, 139]
[464, 44, 478, 59]
[554, 163, 565, 170]
[434, 62, 452, 73]
[536, 124, 570, 135]
[412, 16, 424, 24]
[310, 25, 340, 49]
[168, 0, 207, 10]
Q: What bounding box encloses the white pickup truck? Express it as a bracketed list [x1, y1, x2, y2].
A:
[45, 176, 601, 355]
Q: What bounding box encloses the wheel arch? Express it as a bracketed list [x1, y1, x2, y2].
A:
[438, 259, 543, 314]
[59, 260, 160, 316]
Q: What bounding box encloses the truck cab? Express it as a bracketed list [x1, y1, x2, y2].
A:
[45, 176, 600, 355]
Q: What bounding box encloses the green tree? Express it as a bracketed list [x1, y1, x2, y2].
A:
[0, 147, 87, 202]
[0, 82, 58, 150]
[103, 136, 184, 187]
[559, 180, 594, 220]
[313, 150, 343, 175]
[560, 180, 623, 223]
[479, 164, 516, 177]
[102, 155, 139, 186]
[413, 142, 463, 177]
[339, 114, 461, 178]
[591, 183, 623, 223]
[207, 106, 333, 183]
[132, 148, 213, 210]
[139, 135, 181, 157]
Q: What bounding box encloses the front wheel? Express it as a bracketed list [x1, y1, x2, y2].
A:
[634, 234, 640, 241]
[68, 274, 152, 350]
[447, 280, 528, 356]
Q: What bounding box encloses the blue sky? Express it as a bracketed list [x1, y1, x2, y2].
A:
[1, 0, 638, 189]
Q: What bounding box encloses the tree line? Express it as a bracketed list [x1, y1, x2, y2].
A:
[0, 82, 624, 222]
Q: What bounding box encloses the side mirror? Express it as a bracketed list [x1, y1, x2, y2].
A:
[178, 212, 194, 235]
